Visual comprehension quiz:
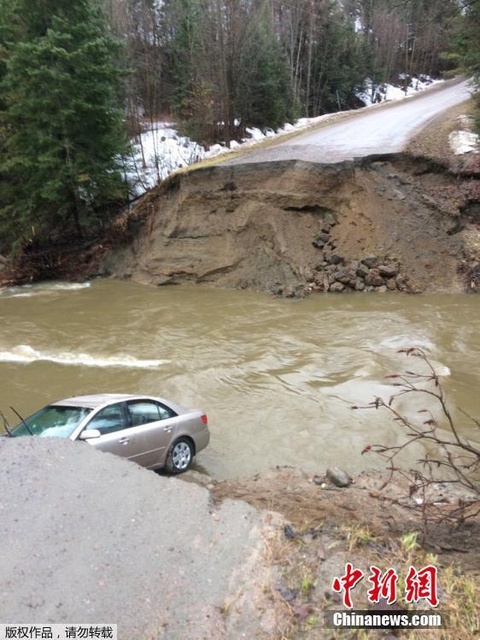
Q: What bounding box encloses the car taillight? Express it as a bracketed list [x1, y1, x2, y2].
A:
[201, 414, 208, 425]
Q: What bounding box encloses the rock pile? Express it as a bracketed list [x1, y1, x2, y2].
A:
[306, 218, 414, 294]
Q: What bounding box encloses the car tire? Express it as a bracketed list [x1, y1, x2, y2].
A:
[165, 438, 194, 474]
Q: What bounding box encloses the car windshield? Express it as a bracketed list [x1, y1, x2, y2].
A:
[12, 405, 92, 438]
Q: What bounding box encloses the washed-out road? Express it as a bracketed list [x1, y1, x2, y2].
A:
[224, 78, 473, 165]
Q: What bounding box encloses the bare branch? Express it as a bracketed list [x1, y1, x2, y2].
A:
[358, 348, 480, 528]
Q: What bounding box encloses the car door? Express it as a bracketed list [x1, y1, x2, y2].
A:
[81, 402, 148, 465]
[124, 399, 178, 469]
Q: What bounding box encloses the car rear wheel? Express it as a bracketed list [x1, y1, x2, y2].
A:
[165, 438, 194, 474]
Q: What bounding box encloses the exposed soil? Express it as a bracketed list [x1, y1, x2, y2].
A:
[102, 151, 479, 298]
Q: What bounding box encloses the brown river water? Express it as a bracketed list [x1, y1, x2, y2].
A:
[1, 278, 479, 479]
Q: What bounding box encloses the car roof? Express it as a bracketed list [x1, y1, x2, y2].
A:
[52, 394, 161, 409]
[50, 393, 192, 414]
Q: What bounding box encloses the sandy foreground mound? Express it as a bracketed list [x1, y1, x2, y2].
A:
[0, 437, 286, 639]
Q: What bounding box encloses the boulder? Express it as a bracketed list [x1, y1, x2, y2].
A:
[364, 269, 385, 287]
[395, 273, 407, 290]
[386, 278, 397, 291]
[362, 256, 378, 269]
[378, 263, 399, 278]
[312, 232, 330, 249]
[356, 263, 370, 278]
[334, 268, 354, 285]
[330, 253, 344, 265]
[326, 466, 352, 488]
[354, 278, 366, 291]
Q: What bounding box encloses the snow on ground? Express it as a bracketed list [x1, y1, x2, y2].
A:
[448, 115, 479, 155]
[127, 76, 475, 197]
[356, 74, 441, 106]
[449, 130, 479, 155]
[128, 123, 205, 196]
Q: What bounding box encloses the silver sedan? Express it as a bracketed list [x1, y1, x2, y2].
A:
[8, 393, 210, 473]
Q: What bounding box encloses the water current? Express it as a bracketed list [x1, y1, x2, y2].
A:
[1, 278, 479, 478]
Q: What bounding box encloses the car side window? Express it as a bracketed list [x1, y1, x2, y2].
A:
[86, 403, 126, 435]
[127, 400, 176, 427]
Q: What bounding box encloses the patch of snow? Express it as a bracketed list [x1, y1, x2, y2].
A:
[456, 114, 474, 128]
[357, 75, 441, 106]
[449, 130, 479, 155]
[205, 143, 225, 156]
[127, 122, 206, 196]
[245, 127, 265, 141]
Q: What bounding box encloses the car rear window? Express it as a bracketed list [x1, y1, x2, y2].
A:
[128, 400, 176, 426]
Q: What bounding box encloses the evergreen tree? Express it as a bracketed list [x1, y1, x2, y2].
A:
[236, 3, 291, 130]
[161, 0, 215, 144]
[0, 0, 129, 248]
[456, 0, 480, 81]
[455, 0, 480, 132]
[308, 7, 368, 115]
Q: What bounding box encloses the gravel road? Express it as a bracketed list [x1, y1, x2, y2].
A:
[0, 438, 282, 639]
[223, 78, 473, 165]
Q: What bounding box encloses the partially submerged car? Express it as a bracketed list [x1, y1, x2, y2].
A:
[5, 393, 210, 473]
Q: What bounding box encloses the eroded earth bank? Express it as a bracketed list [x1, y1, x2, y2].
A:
[104, 153, 480, 298]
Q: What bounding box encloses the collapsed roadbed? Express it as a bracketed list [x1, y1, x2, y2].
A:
[104, 153, 480, 297]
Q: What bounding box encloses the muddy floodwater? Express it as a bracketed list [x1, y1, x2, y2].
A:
[1, 278, 479, 478]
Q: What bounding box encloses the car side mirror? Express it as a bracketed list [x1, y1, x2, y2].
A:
[78, 429, 101, 440]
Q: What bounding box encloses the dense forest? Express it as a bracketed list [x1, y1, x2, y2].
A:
[0, 0, 479, 253]
[107, 0, 465, 144]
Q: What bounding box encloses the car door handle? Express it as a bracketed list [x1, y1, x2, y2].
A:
[118, 437, 129, 445]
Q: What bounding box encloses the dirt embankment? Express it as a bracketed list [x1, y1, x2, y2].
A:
[104, 152, 479, 297]
[1, 99, 478, 295]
